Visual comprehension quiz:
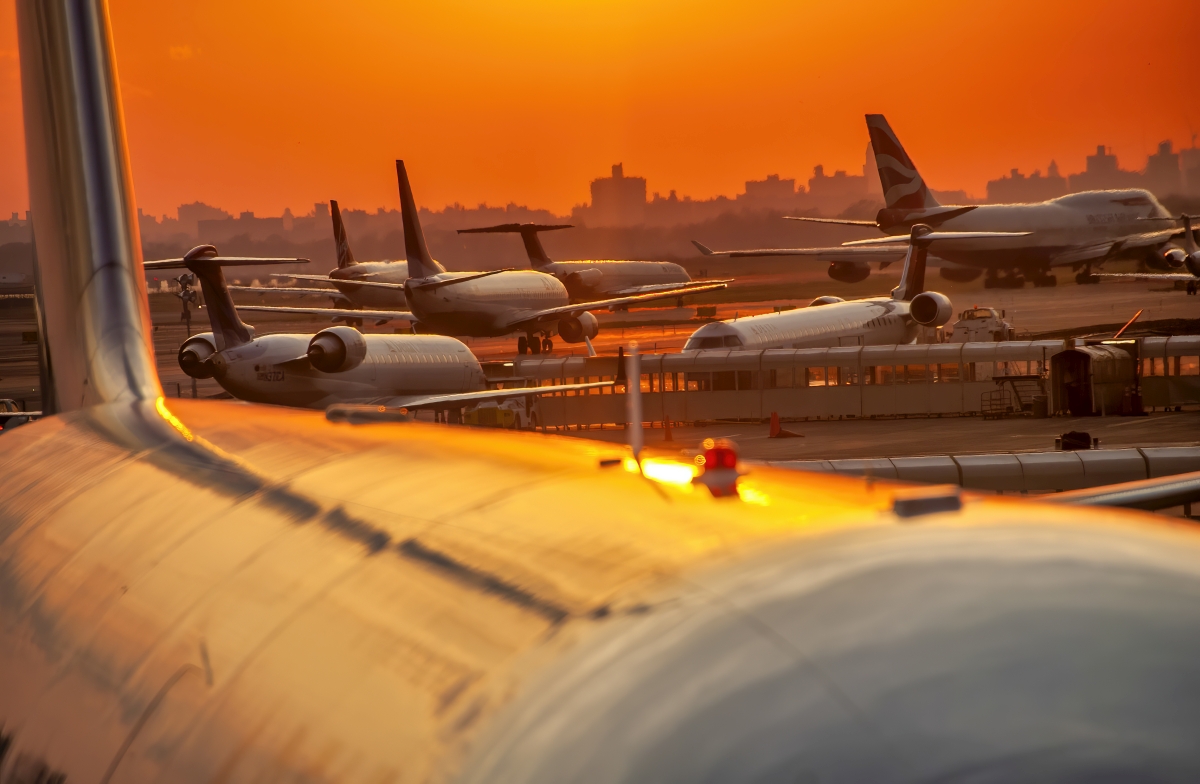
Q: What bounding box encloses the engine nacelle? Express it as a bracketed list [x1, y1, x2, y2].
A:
[308, 326, 368, 373]
[566, 269, 604, 290]
[827, 261, 871, 283]
[1186, 252, 1200, 279]
[809, 296, 845, 307]
[1150, 246, 1187, 270]
[178, 333, 218, 379]
[558, 311, 600, 344]
[939, 267, 983, 283]
[909, 291, 954, 327]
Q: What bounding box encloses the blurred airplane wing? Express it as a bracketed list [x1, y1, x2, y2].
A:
[270, 273, 409, 291]
[326, 381, 615, 419]
[499, 281, 728, 332]
[782, 216, 878, 226]
[693, 240, 907, 260]
[144, 256, 308, 270]
[272, 273, 339, 285]
[606, 279, 734, 297]
[230, 285, 351, 298]
[1092, 273, 1198, 282]
[237, 304, 414, 324]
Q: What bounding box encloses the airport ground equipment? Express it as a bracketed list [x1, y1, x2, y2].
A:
[771, 445, 1200, 497]
[11, 2, 1200, 781]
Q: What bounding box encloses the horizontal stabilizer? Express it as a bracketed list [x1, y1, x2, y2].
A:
[691, 241, 716, 256]
[784, 216, 877, 227]
[229, 285, 350, 298]
[237, 304, 413, 325]
[409, 269, 515, 291]
[457, 223, 573, 234]
[145, 256, 308, 271]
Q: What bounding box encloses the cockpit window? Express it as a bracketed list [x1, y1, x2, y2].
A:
[723, 335, 743, 347]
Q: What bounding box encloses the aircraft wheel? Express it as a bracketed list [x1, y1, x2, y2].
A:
[517, 336, 528, 355]
[542, 338, 553, 353]
[529, 335, 542, 355]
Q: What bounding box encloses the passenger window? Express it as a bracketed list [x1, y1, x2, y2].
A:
[1180, 356, 1199, 376]
[827, 367, 839, 386]
[736, 370, 755, 390]
[806, 367, 826, 387]
[640, 373, 652, 393]
[875, 366, 894, 385]
[906, 364, 927, 383]
[713, 371, 736, 391]
[936, 363, 960, 382]
[686, 372, 711, 391]
[863, 366, 875, 385]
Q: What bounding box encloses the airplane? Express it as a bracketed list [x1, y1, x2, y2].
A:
[1093, 214, 1200, 294]
[266, 199, 411, 308]
[685, 224, 1028, 351]
[146, 245, 610, 418]
[710, 114, 1190, 288]
[393, 160, 728, 355]
[8, 2, 1200, 781]
[457, 222, 724, 302]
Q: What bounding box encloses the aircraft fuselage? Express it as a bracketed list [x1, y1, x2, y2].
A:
[406, 270, 571, 338]
[684, 297, 915, 351]
[538, 259, 692, 301]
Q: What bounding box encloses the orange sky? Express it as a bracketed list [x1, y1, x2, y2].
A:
[1, 0, 1196, 219]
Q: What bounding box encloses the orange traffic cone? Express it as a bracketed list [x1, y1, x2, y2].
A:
[769, 411, 803, 439]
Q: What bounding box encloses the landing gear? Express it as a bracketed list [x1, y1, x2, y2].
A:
[1075, 264, 1099, 284]
[542, 337, 553, 353]
[529, 334, 542, 355]
[984, 269, 1026, 289]
[517, 335, 528, 355]
[1031, 271, 1057, 287]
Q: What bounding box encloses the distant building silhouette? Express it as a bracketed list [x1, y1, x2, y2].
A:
[1182, 137, 1200, 196]
[587, 164, 647, 227]
[1143, 140, 1182, 198]
[177, 201, 232, 236]
[1068, 145, 1142, 192]
[199, 210, 285, 244]
[986, 161, 1068, 203]
[807, 164, 868, 214]
[741, 173, 797, 208]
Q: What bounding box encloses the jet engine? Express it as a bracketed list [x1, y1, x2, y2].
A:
[939, 267, 983, 283]
[558, 311, 600, 344]
[308, 326, 368, 373]
[809, 296, 845, 307]
[566, 269, 604, 290]
[827, 261, 871, 283]
[1149, 246, 1187, 270]
[178, 333, 217, 379]
[1187, 252, 1200, 278]
[909, 291, 954, 327]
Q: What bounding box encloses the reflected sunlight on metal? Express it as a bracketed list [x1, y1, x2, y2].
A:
[626, 456, 700, 488]
[154, 395, 194, 442]
[737, 484, 772, 507]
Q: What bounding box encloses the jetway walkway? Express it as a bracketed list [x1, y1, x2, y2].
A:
[498, 337, 1200, 428]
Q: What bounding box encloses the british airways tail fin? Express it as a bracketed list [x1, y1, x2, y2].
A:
[395, 160, 444, 279]
[330, 200, 356, 269]
[866, 114, 940, 210]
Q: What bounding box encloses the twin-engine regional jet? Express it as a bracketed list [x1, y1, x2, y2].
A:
[146, 246, 608, 416]
[685, 225, 1028, 351]
[700, 114, 1191, 288]
[457, 222, 723, 302]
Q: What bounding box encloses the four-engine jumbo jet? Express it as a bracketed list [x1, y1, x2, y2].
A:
[146, 246, 608, 416]
[393, 161, 727, 355]
[701, 114, 1191, 289]
[457, 222, 724, 302]
[684, 225, 1028, 351]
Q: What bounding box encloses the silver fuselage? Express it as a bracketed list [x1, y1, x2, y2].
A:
[685, 297, 914, 351]
[327, 261, 409, 307]
[407, 270, 570, 337]
[886, 190, 1173, 269]
[207, 331, 484, 408]
[539, 259, 691, 301]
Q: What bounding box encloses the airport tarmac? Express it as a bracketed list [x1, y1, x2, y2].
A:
[2, 273, 1196, 411]
[552, 409, 1200, 462]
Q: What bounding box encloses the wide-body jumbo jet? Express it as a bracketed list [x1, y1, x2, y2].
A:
[147, 246, 608, 416]
[685, 225, 1027, 351]
[701, 114, 1191, 288]
[457, 222, 719, 303]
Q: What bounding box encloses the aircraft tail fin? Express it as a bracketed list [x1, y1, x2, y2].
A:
[146, 246, 307, 350]
[891, 226, 931, 301]
[866, 114, 940, 210]
[457, 223, 572, 268]
[395, 160, 444, 279]
[330, 200, 356, 268]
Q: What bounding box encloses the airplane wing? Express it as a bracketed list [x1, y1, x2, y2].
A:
[1047, 229, 1182, 267]
[325, 381, 614, 421]
[604, 279, 734, 297]
[407, 269, 515, 291]
[1092, 273, 1198, 282]
[692, 240, 907, 260]
[230, 285, 351, 298]
[145, 256, 307, 271]
[271, 273, 338, 285]
[238, 304, 413, 324]
[498, 281, 728, 332]
[782, 216, 878, 226]
[271, 274, 409, 291]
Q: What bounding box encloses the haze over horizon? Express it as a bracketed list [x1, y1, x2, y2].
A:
[1, 0, 1195, 219]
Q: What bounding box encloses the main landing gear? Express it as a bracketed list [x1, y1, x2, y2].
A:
[517, 334, 554, 355]
[1075, 265, 1100, 285]
[983, 269, 1026, 289]
[1030, 271, 1057, 287]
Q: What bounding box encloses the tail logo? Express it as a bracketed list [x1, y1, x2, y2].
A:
[866, 114, 938, 211]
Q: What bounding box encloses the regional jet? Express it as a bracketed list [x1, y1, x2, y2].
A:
[458, 222, 726, 302]
[394, 161, 727, 354]
[146, 246, 608, 416]
[704, 114, 1191, 288]
[685, 225, 1028, 351]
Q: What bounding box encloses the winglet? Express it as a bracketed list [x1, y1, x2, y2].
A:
[692, 240, 715, 256]
[330, 200, 356, 269]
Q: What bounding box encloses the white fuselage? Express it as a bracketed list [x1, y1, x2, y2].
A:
[684, 298, 914, 351]
[208, 332, 485, 409]
[885, 190, 1173, 269]
[328, 261, 410, 308]
[407, 270, 570, 337]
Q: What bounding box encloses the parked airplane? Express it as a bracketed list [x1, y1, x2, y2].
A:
[1094, 214, 1200, 294]
[458, 222, 719, 302]
[713, 114, 1189, 288]
[267, 199, 411, 308]
[146, 246, 608, 417]
[685, 225, 1027, 351]
[394, 161, 727, 354]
